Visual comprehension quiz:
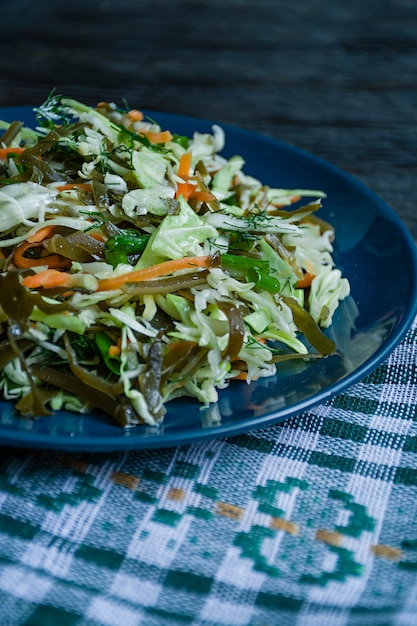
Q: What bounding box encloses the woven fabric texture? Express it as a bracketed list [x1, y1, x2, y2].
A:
[0, 319, 416, 626]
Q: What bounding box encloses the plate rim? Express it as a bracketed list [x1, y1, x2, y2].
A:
[1, 104, 417, 451]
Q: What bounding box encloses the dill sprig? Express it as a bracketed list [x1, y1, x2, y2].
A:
[117, 125, 169, 154]
[242, 205, 276, 228]
[34, 90, 75, 129]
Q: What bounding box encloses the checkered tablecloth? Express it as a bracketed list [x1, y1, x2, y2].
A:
[0, 319, 416, 626]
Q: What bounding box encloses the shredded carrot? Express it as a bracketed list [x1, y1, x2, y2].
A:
[127, 109, 143, 122]
[108, 344, 121, 357]
[191, 188, 216, 203]
[21, 269, 71, 289]
[14, 224, 67, 269]
[108, 336, 123, 357]
[176, 181, 193, 201]
[13, 241, 70, 270]
[176, 180, 216, 203]
[175, 151, 194, 199]
[175, 154, 215, 203]
[96, 255, 212, 292]
[89, 232, 106, 243]
[296, 272, 315, 288]
[26, 225, 56, 244]
[177, 151, 193, 180]
[56, 183, 92, 193]
[271, 194, 302, 208]
[127, 109, 144, 122]
[140, 130, 173, 144]
[232, 370, 260, 382]
[232, 371, 248, 381]
[0, 146, 26, 159]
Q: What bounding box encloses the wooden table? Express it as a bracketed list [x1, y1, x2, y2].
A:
[1, 0, 416, 239]
[1, 4, 417, 624]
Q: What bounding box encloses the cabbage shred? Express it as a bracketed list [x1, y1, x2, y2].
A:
[0, 94, 350, 426]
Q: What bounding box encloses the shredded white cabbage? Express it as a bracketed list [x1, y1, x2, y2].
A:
[0, 94, 350, 427]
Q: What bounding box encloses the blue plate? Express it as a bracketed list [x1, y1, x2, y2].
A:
[1, 106, 417, 451]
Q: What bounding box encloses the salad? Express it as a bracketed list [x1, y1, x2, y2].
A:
[0, 93, 350, 427]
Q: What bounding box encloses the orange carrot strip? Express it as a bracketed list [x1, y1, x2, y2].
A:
[21, 269, 71, 289]
[127, 109, 144, 122]
[177, 151, 192, 180]
[96, 255, 212, 292]
[232, 371, 260, 382]
[0, 146, 26, 159]
[192, 189, 216, 203]
[89, 232, 106, 243]
[26, 225, 56, 244]
[176, 182, 216, 203]
[175, 152, 193, 199]
[140, 130, 173, 143]
[108, 344, 121, 357]
[232, 371, 248, 381]
[176, 181, 193, 201]
[271, 194, 302, 208]
[296, 272, 315, 289]
[56, 183, 93, 192]
[13, 241, 69, 270]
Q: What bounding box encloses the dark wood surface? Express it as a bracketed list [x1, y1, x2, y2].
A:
[1, 0, 417, 239]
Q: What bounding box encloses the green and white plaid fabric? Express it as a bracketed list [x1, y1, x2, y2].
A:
[0, 318, 416, 626]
